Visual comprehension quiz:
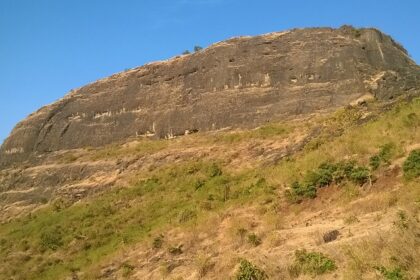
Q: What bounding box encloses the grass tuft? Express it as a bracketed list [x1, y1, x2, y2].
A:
[288, 249, 337, 277]
[235, 259, 268, 280]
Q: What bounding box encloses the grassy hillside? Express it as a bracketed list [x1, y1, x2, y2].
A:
[0, 98, 419, 279]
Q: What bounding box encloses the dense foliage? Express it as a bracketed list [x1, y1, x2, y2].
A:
[403, 149, 420, 179]
[286, 160, 370, 202]
[288, 249, 337, 277]
[235, 259, 268, 280]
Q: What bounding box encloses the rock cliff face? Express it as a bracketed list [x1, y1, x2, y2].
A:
[1, 26, 419, 167]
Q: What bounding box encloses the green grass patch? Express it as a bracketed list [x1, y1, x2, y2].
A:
[403, 149, 420, 180]
[213, 123, 292, 144]
[1, 98, 420, 279]
[235, 259, 268, 280]
[285, 160, 370, 202]
[247, 232, 262, 247]
[288, 249, 337, 277]
[374, 266, 406, 280]
[269, 98, 420, 201]
[0, 160, 275, 279]
[369, 143, 397, 170]
[87, 138, 169, 161]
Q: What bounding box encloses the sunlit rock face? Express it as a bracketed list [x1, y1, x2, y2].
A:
[1, 26, 419, 167]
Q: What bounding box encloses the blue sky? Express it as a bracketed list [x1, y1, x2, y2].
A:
[1, 0, 419, 145]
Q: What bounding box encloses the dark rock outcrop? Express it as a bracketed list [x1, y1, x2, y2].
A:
[1, 26, 419, 167]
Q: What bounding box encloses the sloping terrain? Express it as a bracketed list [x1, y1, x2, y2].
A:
[0, 26, 419, 280]
[0, 97, 419, 279]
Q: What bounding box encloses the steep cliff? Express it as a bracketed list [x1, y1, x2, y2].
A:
[1, 26, 419, 167]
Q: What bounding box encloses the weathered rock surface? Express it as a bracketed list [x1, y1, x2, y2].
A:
[0, 160, 119, 220]
[1, 26, 419, 167]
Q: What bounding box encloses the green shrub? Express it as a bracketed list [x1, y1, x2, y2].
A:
[194, 45, 203, 52]
[208, 163, 223, 177]
[121, 262, 134, 277]
[341, 25, 362, 38]
[286, 160, 370, 202]
[304, 167, 333, 188]
[394, 210, 409, 230]
[321, 162, 340, 180]
[288, 249, 337, 277]
[307, 161, 369, 187]
[247, 233, 262, 246]
[378, 143, 395, 164]
[370, 155, 381, 170]
[286, 181, 317, 202]
[52, 198, 72, 212]
[403, 149, 420, 179]
[335, 160, 357, 178]
[40, 227, 63, 250]
[374, 266, 405, 280]
[369, 143, 396, 170]
[235, 259, 267, 280]
[349, 166, 370, 185]
[152, 234, 164, 249]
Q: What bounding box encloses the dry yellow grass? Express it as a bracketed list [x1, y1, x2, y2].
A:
[0, 98, 419, 279]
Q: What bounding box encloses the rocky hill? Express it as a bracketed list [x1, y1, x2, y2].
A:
[1, 26, 419, 167]
[0, 26, 419, 280]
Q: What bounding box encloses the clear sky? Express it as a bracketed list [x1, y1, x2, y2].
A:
[1, 0, 419, 145]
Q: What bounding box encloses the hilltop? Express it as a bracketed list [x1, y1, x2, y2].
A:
[1, 26, 419, 167]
